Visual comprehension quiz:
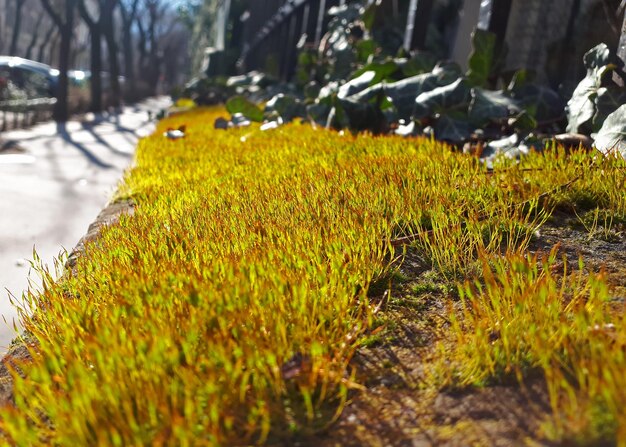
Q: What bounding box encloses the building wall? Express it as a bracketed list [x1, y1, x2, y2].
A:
[502, 0, 620, 91]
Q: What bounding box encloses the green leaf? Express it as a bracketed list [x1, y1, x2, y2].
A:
[583, 42, 611, 70]
[263, 94, 305, 122]
[508, 110, 537, 132]
[350, 60, 400, 86]
[593, 103, 626, 157]
[512, 84, 564, 123]
[433, 115, 473, 142]
[337, 97, 387, 133]
[468, 88, 521, 125]
[306, 101, 331, 126]
[338, 71, 377, 99]
[355, 39, 377, 63]
[400, 52, 438, 77]
[361, 1, 381, 31]
[413, 78, 472, 119]
[350, 63, 461, 120]
[593, 86, 626, 132]
[566, 78, 601, 134]
[506, 69, 535, 92]
[566, 43, 620, 134]
[226, 96, 264, 122]
[466, 29, 497, 87]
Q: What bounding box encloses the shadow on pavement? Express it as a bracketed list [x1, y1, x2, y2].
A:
[55, 122, 114, 169]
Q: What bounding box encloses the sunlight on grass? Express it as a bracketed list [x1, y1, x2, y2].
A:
[0, 107, 625, 444]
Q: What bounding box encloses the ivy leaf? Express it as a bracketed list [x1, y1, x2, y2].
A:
[508, 110, 538, 132]
[566, 43, 618, 134]
[400, 52, 438, 77]
[566, 77, 601, 134]
[506, 69, 535, 92]
[468, 88, 521, 125]
[466, 29, 497, 87]
[226, 96, 264, 122]
[433, 115, 473, 143]
[350, 60, 400, 87]
[593, 86, 626, 132]
[338, 71, 377, 99]
[306, 101, 331, 126]
[361, 0, 381, 31]
[350, 67, 455, 120]
[512, 84, 564, 123]
[337, 97, 388, 133]
[593, 103, 626, 157]
[583, 42, 612, 69]
[263, 94, 305, 122]
[413, 78, 472, 119]
[355, 39, 377, 63]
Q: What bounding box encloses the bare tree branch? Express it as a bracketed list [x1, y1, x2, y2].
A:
[25, 13, 45, 59]
[40, 0, 64, 28]
[77, 0, 96, 28]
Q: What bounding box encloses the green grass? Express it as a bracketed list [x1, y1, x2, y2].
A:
[1, 107, 625, 445]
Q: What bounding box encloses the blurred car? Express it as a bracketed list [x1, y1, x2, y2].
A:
[0, 56, 57, 99]
[0, 56, 90, 98]
[0, 57, 126, 112]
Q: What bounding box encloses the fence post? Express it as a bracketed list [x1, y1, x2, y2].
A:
[618, 4, 626, 87]
[487, 0, 512, 43]
[305, 0, 320, 45]
[314, 0, 327, 47]
[404, 0, 434, 52]
[282, 5, 305, 81]
[451, 0, 483, 70]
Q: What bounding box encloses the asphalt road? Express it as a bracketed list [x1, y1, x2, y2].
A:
[0, 97, 170, 352]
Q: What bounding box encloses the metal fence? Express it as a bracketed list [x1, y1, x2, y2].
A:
[238, 0, 339, 80]
[235, 0, 614, 88]
[236, 0, 490, 81]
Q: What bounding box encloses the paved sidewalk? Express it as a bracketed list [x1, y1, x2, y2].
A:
[0, 97, 171, 351]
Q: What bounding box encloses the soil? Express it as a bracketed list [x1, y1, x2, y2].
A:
[298, 212, 626, 446]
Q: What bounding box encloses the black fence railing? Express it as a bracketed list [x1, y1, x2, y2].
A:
[238, 0, 342, 80]
[236, 0, 474, 81]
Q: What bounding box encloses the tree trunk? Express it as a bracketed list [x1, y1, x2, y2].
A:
[10, 0, 27, 55]
[41, 0, 77, 121]
[38, 25, 56, 63]
[56, 13, 74, 121]
[89, 27, 103, 111]
[25, 14, 44, 59]
[147, 1, 161, 96]
[137, 18, 148, 77]
[120, 0, 139, 99]
[102, 0, 121, 108]
[77, 0, 103, 112]
[122, 24, 134, 97]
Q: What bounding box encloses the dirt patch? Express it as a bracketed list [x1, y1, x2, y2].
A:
[302, 214, 626, 446]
